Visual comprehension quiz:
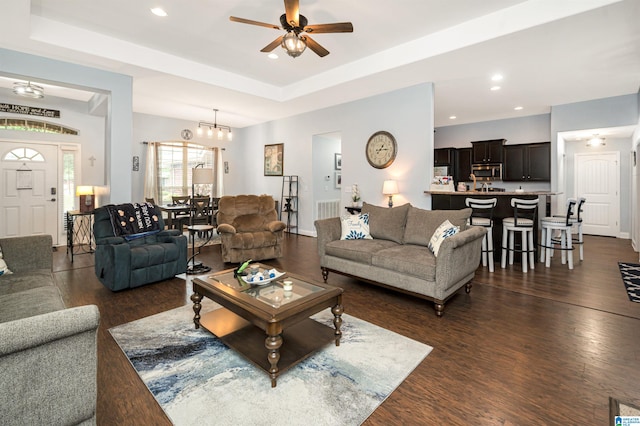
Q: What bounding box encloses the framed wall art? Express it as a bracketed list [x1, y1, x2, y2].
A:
[334, 153, 342, 170]
[335, 171, 342, 189]
[264, 143, 284, 176]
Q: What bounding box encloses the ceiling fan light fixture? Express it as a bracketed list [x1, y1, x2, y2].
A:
[13, 81, 44, 99]
[282, 32, 306, 58]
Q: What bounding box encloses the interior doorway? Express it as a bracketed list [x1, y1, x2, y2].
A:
[311, 132, 342, 228]
[574, 151, 620, 237]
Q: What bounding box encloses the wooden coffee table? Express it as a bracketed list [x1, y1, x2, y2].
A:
[191, 265, 343, 387]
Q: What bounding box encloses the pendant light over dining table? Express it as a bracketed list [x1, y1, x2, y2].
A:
[196, 109, 232, 141]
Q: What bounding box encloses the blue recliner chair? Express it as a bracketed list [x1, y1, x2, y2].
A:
[93, 202, 187, 291]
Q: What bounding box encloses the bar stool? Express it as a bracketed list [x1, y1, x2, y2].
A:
[465, 197, 497, 272]
[554, 197, 586, 261]
[540, 198, 577, 269]
[501, 198, 538, 273]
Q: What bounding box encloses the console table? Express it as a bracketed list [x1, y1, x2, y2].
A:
[66, 210, 95, 262]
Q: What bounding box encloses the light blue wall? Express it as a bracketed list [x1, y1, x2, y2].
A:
[0, 48, 133, 203]
[236, 83, 434, 235]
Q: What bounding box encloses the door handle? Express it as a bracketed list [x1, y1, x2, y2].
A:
[49, 198, 56, 202]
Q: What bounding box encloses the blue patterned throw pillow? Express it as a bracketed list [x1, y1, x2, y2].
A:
[340, 213, 373, 240]
[428, 219, 460, 256]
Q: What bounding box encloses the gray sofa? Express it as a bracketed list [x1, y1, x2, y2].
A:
[315, 202, 486, 316]
[0, 235, 100, 425]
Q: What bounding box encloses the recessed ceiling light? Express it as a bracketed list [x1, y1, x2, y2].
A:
[151, 7, 167, 17]
[449, 115, 457, 120]
[491, 74, 503, 81]
[268, 53, 278, 59]
[490, 86, 501, 91]
[514, 106, 523, 110]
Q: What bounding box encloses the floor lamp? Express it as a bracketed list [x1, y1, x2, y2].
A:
[187, 164, 214, 275]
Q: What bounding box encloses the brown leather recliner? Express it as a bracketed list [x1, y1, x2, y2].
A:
[216, 195, 287, 263]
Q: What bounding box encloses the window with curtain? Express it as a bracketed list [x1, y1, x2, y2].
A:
[155, 142, 214, 205]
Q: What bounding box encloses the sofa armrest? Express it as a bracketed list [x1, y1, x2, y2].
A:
[0, 305, 100, 425]
[267, 220, 287, 232]
[217, 223, 237, 234]
[0, 235, 52, 273]
[314, 217, 342, 257]
[435, 226, 486, 292]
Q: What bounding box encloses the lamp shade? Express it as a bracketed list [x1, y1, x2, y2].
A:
[382, 180, 399, 195]
[76, 186, 94, 196]
[192, 167, 214, 184]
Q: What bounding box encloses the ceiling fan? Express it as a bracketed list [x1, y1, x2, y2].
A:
[229, 0, 353, 58]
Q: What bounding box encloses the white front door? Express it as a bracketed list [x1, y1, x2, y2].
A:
[574, 151, 620, 237]
[0, 142, 59, 243]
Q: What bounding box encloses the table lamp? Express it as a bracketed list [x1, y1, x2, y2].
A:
[382, 180, 399, 208]
[76, 186, 94, 212]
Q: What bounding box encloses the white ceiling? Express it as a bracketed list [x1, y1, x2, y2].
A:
[0, 0, 638, 130]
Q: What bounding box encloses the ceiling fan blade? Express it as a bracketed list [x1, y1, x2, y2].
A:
[260, 36, 284, 53]
[304, 22, 354, 34]
[284, 0, 300, 27]
[303, 36, 329, 57]
[229, 16, 281, 30]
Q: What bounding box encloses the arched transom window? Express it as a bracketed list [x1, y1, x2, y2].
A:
[3, 147, 45, 162]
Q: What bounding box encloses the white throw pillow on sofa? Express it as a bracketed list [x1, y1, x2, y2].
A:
[340, 213, 373, 240]
[428, 220, 459, 256]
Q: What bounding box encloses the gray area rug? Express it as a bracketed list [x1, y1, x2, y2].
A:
[109, 300, 432, 425]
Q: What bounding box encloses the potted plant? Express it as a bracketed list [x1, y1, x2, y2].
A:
[351, 184, 361, 207]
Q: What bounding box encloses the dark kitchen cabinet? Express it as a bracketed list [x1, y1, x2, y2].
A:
[471, 139, 505, 163]
[455, 148, 472, 182]
[503, 142, 550, 181]
[434, 148, 455, 166]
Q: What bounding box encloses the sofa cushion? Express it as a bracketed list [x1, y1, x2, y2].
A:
[326, 239, 399, 264]
[340, 213, 372, 240]
[403, 207, 472, 247]
[223, 230, 279, 249]
[428, 220, 460, 256]
[0, 285, 65, 323]
[0, 270, 55, 296]
[372, 244, 436, 281]
[361, 202, 410, 244]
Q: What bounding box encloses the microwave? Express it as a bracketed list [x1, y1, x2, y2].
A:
[471, 163, 502, 181]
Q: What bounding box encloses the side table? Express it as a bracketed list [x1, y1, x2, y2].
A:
[186, 224, 214, 275]
[66, 210, 95, 262]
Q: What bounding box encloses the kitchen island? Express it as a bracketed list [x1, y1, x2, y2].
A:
[426, 190, 559, 262]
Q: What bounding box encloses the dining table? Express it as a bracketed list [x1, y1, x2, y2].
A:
[159, 204, 191, 229]
[159, 201, 218, 230]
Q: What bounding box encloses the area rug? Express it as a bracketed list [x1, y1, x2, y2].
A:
[182, 229, 221, 246]
[617, 262, 640, 302]
[109, 300, 432, 425]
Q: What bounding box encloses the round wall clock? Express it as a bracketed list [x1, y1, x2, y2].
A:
[181, 129, 193, 140]
[366, 131, 397, 169]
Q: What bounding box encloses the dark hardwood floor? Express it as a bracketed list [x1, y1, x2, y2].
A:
[54, 234, 640, 425]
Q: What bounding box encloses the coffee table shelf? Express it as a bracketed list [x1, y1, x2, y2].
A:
[200, 309, 337, 375]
